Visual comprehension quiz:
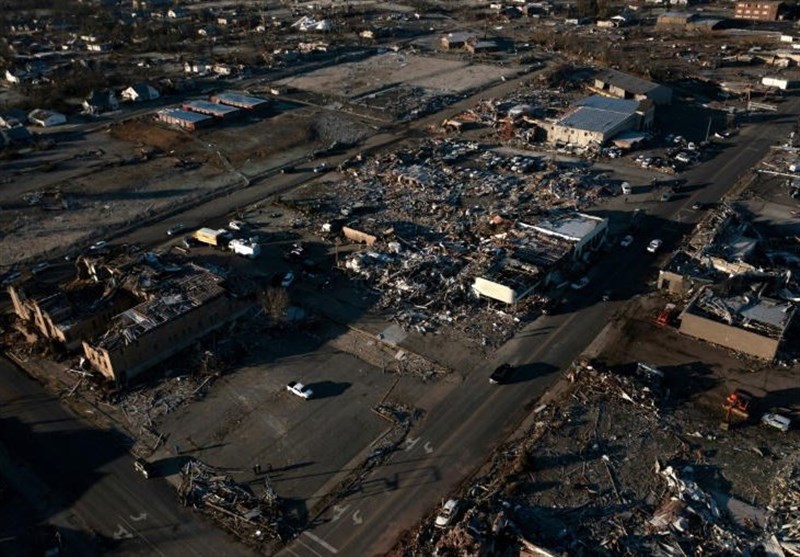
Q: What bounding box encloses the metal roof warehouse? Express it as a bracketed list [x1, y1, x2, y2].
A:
[182, 100, 241, 119]
[558, 97, 640, 133]
[210, 91, 269, 110]
[155, 108, 213, 130]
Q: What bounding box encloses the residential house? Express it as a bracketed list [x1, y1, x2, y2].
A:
[0, 108, 29, 128]
[3, 126, 34, 147]
[83, 90, 119, 114]
[121, 82, 159, 102]
[28, 109, 66, 127]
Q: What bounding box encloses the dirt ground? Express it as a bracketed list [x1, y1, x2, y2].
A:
[0, 103, 377, 270]
[278, 52, 520, 98]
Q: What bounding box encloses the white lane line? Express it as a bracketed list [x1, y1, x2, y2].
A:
[281, 546, 301, 557]
[295, 538, 324, 557]
[303, 531, 339, 554]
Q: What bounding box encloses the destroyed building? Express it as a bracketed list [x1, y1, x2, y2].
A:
[660, 205, 760, 293]
[546, 95, 653, 148]
[82, 264, 253, 384]
[592, 68, 673, 105]
[657, 250, 720, 296]
[679, 283, 796, 360]
[8, 280, 138, 351]
[473, 213, 607, 304]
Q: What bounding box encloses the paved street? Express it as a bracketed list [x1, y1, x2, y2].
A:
[278, 101, 800, 556]
[0, 356, 252, 557]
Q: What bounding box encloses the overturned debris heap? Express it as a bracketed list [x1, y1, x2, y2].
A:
[179, 459, 284, 544]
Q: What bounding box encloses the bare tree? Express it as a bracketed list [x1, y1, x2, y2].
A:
[261, 287, 289, 324]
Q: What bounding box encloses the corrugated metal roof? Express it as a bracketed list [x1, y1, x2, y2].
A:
[213, 91, 268, 107]
[557, 106, 633, 133]
[595, 68, 660, 95]
[576, 95, 639, 113]
[184, 100, 239, 115]
[533, 213, 605, 242]
[158, 108, 211, 123]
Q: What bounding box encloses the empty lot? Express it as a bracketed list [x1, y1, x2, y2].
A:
[278, 52, 520, 98]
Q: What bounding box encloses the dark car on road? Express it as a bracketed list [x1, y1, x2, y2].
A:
[490, 364, 514, 384]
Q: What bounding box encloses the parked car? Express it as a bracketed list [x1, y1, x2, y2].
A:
[647, 239, 663, 253]
[489, 363, 514, 384]
[313, 162, 328, 173]
[166, 224, 186, 236]
[228, 220, 246, 231]
[762, 413, 791, 432]
[89, 240, 108, 252]
[660, 190, 675, 202]
[281, 271, 295, 288]
[286, 381, 313, 400]
[31, 262, 50, 275]
[620, 235, 633, 248]
[182, 235, 198, 249]
[434, 499, 461, 528]
[1, 271, 21, 286]
[134, 458, 152, 479]
[570, 276, 590, 290]
[691, 201, 705, 210]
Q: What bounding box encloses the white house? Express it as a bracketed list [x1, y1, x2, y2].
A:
[28, 109, 66, 127]
[121, 83, 160, 102]
[5, 69, 23, 84]
[184, 60, 212, 75]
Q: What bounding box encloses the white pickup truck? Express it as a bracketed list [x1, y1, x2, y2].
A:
[287, 381, 313, 400]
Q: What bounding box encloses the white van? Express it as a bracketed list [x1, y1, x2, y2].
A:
[762, 413, 791, 432]
[621, 182, 632, 195]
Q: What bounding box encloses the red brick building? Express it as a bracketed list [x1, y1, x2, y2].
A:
[734, 1, 786, 21]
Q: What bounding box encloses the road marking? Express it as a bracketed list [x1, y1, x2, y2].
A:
[129, 512, 147, 522]
[112, 524, 133, 540]
[404, 436, 420, 451]
[352, 510, 363, 525]
[331, 504, 350, 522]
[295, 538, 324, 557]
[282, 546, 301, 557]
[423, 442, 434, 454]
[303, 531, 338, 554]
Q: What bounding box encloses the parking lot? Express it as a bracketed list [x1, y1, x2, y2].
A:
[152, 324, 439, 521]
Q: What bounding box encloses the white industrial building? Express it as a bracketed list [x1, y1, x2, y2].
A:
[547, 95, 652, 148]
[473, 212, 608, 304]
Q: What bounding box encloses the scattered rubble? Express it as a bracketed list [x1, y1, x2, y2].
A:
[393, 359, 800, 556]
[178, 459, 286, 545]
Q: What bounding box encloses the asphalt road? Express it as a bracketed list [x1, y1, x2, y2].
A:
[0, 356, 252, 557]
[278, 101, 800, 556]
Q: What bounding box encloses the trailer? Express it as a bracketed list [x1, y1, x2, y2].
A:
[230, 238, 261, 258]
[193, 227, 230, 248]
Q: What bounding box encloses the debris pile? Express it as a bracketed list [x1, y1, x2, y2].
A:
[288, 138, 612, 347]
[179, 459, 283, 544]
[767, 460, 800, 554]
[394, 360, 799, 556]
[118, 373, 217, 453]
